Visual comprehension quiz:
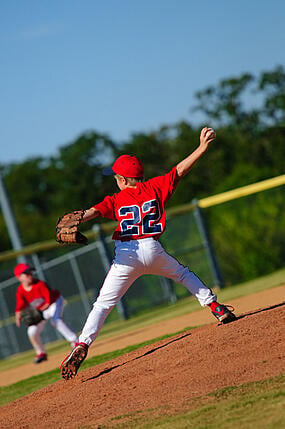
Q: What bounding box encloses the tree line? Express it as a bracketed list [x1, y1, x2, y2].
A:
[1, 65, 284, 284]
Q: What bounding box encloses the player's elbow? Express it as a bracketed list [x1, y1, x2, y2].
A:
[176, 165, 187, 178]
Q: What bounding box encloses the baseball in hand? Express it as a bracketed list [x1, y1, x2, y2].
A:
[205, 128, 215, 138]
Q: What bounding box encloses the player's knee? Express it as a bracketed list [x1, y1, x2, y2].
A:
[175, 266, 190, 283]
[49, 316, 60, 327]
[27, 325, 38, 338]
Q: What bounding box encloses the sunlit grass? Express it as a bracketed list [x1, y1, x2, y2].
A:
[110, 374, 285, 429]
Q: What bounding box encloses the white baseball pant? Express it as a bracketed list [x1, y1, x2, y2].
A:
[27, 296, 78, 354]
[79, 237, 216, 346]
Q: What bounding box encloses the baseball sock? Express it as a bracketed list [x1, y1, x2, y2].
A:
[208, 301, 220, 311]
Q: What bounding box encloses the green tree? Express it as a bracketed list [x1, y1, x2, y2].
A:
[193, 73, 258, 130]
[258, 65, 285, 126]
[2, 132, 117, 246]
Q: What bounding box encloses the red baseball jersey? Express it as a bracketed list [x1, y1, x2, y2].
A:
[93, 167, 179, 240]
[15, 280, 60, 312]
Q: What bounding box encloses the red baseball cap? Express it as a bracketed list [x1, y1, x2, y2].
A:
[14, 263, 34, 277]
[102, 155, 144, 178]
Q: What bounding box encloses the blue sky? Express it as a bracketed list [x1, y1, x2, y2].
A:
[1, 0, 284, 164]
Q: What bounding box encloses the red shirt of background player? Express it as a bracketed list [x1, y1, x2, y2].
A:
[15, 280, 60, 312]
[14, 263, 60, 312]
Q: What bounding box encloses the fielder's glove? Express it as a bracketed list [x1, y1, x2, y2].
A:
[20, 306, 44, 327]
[56, 210, 88, 245]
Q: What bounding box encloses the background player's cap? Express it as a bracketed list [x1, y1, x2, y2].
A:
[102, 155, 144, 178]
[14, 263, 34, 277]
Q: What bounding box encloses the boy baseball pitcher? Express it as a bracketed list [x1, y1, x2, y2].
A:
[59, 127, 236, 380]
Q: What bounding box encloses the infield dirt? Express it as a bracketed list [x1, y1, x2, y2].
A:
[0, 291, 284, 428]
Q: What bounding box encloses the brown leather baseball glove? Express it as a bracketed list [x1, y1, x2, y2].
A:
[20, 306, 44, 327]
[56, 210, 88, 245]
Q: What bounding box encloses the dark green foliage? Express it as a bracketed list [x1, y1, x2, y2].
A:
[2, 132, 117, 244]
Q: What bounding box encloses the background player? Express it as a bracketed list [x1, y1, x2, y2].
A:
[15, 263, 79, 363]
[60, 127, 236, 379]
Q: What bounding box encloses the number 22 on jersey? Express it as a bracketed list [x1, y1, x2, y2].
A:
[119, 199, 163, 237]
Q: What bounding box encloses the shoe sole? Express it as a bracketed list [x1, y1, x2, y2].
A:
[61, 346, 88, 380]
[34, 357, 47, 364]
[219, 312, 237, 324]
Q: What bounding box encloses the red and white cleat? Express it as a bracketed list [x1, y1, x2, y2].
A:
[211, 304, 236, 324]
[60, 342, 89, 380]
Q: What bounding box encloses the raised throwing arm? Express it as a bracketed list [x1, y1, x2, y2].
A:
[176, 127, 216, 178]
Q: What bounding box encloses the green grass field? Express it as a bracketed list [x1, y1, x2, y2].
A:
[110, 374, 285, 429]
[0, 268, 284, 427]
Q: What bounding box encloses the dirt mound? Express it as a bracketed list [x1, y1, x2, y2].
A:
[1, 303, 284, 428]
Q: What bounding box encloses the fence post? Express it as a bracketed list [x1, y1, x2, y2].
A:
[93, 225, 129, 320]
[31, 253, 46, 281]
[192, 199, 224, 288]
[0, 289, 20, 355]
[159, 276, 177, 304]
[0, 172, 27, 264]
[68, 253, 91, 315]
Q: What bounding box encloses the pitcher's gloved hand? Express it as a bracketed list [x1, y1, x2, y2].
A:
[56, 210, 88, 245]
